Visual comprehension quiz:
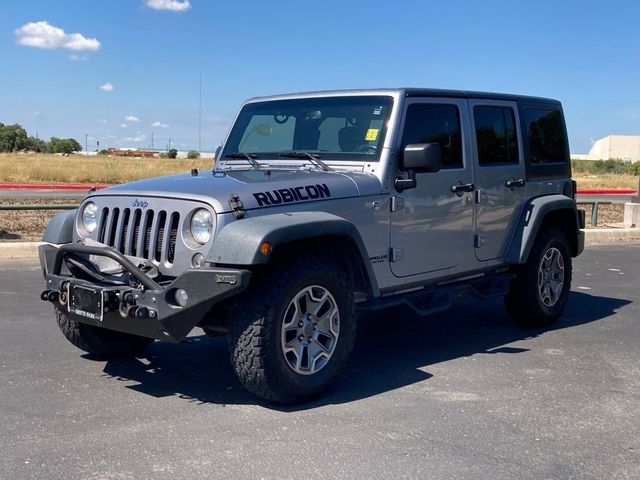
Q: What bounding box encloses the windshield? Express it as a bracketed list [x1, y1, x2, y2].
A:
[222, 96, 393, 161]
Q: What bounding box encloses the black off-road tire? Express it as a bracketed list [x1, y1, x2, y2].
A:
[228, 254, 356, 404]
[505, 227, 572, 327]
[56, 310, 153, 358]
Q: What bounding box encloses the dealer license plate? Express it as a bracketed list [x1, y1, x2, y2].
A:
[68, 284, 104, 322]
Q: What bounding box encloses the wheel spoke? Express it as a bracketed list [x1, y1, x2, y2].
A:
[538, 247, 565, 308]
[280, 285, 340, 376]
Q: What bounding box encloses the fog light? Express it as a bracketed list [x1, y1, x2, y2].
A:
[192, 252, 206, 268]
[174, 289, 189, 307]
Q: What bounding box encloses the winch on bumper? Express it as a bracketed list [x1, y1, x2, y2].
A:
[38, 243, 251, 342]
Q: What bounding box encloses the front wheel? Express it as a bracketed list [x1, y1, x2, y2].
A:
[505, 228, 572, 327]
[56, 310, 153, 358]
[228, 254, 356, 403]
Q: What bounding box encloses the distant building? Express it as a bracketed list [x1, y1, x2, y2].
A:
[585, 135, 640, 162]
[108, 148, 159, 158]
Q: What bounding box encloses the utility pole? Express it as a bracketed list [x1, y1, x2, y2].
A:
[151, 132, 154, 150]
[198, 73, 202, 153]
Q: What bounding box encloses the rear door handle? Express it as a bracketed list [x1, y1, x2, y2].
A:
[505, 178, 526, 188]
[451, 183, 475, 194]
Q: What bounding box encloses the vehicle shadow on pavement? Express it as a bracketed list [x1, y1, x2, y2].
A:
[99, 291, 630, 409]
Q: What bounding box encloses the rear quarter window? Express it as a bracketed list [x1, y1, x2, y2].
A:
[519, 103, 571, 180]
[522, 108, 566, 164]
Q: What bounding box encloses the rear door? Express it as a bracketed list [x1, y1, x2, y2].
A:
[469, 100, 526, 261]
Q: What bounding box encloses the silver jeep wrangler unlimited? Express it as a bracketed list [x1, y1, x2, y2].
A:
[39, 89, 585, 403]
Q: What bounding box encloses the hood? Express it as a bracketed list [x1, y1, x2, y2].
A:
[89, 169, 382, 213]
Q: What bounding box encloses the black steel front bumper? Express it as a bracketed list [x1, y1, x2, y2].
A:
[39, 243, 251, 342]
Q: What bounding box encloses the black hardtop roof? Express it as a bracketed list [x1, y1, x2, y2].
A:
[401, 88, 561, 105]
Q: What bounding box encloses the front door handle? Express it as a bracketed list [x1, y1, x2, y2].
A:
[505, 178, 526, 188]
[451, 183, 475, 194]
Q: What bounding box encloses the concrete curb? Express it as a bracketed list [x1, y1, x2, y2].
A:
[1, 229, 640, 260]
[584, 228, 640, 244]
[0, 241, 43, 259]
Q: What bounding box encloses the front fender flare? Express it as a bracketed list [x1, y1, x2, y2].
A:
[207, 212, 379, 296]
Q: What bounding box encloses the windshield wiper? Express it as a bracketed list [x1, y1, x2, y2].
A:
[223, 152, 261, 169]
[278, 151, 332, 171]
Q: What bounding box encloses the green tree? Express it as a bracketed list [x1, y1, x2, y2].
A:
[167, 148, 178, 159]
[26, 136, 47, 152]
[49, 137, 82, 154]
[187, 150, 200, 159]
[0, 123, 28, 152]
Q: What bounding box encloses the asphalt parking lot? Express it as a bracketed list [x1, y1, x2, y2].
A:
[1, 244, 639, 480]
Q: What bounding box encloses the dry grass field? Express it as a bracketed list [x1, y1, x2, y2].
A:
[0, 153, 212, 184]
[572, 173, 638, 190]
[0, 154, 637, 241]
[0, 153, 637, 190]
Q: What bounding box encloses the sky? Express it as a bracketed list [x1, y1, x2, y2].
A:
[0, 0, 639, 154]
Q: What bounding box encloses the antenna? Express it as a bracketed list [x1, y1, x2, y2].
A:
[198, 73, 202, 153]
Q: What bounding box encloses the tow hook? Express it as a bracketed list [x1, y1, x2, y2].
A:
[119, 291, 156, 319]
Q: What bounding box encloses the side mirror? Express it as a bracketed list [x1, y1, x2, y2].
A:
[402, 143, 441, 172]
[395, 143, 442, 192]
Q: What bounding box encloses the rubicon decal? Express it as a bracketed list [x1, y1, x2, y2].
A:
[252, 184, 331, 207]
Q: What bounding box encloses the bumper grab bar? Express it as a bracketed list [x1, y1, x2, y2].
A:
[53, 244, 161, 291]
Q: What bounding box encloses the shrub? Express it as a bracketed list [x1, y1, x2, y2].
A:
[187, 150, 200, 159]
[167, 148, 178, 159]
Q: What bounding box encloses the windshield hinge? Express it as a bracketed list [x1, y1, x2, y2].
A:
[229, 193, 246, 220]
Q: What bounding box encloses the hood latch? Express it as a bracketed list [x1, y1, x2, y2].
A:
[229, 193, 246, 220]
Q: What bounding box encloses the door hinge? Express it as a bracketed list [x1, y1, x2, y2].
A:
[390, 196, 404, 212]
[390, 247, 404, 262]
[475, 235, 487, 248]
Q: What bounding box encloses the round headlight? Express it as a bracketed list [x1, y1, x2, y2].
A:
[190, 208, 213, 244]
[82, 202, 98, 234]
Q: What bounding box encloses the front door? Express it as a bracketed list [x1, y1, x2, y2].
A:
[389, 99, 475, 277]
[469, 100, 526, 261]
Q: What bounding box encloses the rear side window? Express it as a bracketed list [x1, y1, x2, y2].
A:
[522, 109, 566, 164]
[401, 104, 463, 168]
[473, 106, 518, 165]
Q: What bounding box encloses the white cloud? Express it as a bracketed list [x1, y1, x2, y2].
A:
[119, 123, 128, 128]
[151, 121, 170, 128]
[96, 119, 108, 124]
[15, 21, 100, 51]
[124, 134, 146, 143]
[99, 82, 114, 92]
[68, 54, 89, 61]
[145, 0, 191, 12]
[125, 115, 140, 123]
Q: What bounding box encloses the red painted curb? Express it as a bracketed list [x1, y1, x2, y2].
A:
[576, 189, 637, 195]
[0, 183, 109, 191]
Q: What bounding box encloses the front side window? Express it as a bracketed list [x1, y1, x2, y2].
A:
[474, 106, 518, 165]
[522, 108, 566, 164]
[223, 96, 393, 161]
[400, 104, 463, 168]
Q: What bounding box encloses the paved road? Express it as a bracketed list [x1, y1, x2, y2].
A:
[1, 245, 639, 479]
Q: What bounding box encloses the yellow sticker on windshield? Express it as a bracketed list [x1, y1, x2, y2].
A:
[365, 128, 379, 141]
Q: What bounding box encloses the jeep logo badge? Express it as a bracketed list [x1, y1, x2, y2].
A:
[132, 199, 149, 208]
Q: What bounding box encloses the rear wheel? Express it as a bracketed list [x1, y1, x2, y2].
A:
[228, 254, 356, 404]
[56, 310, 153, 358]
[505, 228, 572, 327]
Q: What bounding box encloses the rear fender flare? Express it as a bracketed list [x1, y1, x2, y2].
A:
[505, 195, 579, 264]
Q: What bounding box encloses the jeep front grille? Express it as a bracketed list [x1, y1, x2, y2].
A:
[98, 207, 180, 265]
